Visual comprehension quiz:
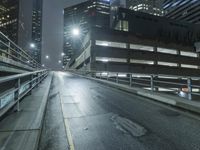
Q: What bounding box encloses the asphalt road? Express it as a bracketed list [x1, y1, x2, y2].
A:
[39, 72, 200, 150]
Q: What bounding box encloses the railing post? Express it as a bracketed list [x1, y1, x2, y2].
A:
[7, 41, 11, 59]
[129, 74, 132, 87]
[107, 72, 109, 81]
[14, 78, 20, 111]
[116, 73, 118, 83]
[29, 74, 33, 95]
[187, 78, 192, 100]
[0, 99, 2, 109]
[151, 75, 154, 91]
[100, 73, 102, 79]
[40, 72, 43, 83]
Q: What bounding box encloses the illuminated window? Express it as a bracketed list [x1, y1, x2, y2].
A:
[130, 44, 153, 51]
[115, 20, 129, 31]
[181, 64, 198, 69]
[157, 47, 178, 54]
[130, 59, 154, 65]
[158, 61, 178, 67]
[180, 51, 198, 57]
[96, 57, 127, 63]
[96, 40, 126, 48]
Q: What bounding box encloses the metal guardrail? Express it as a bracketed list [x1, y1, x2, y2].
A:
[0, 31, 41, 70]
[0, 70, 48, 117]
[70, 70, 200, 101]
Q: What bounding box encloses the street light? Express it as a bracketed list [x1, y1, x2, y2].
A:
[72, 28, 80, 36]
[58, 60, 62, 64]
[30, 43, 35, 48]
[61, 52, 65, 56]
[45, 55, 49, 59]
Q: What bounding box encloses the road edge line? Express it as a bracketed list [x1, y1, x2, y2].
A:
[59, 93, 75, 150]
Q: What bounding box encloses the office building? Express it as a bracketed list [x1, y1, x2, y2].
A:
[126, 0, 164, 16]
[163, 0, 200, 24]
[63, 0, 110, 63]
[0, 0, 19, 43]
[0, 0, 43, 63]
[68, 8, 200, 77]
[111, 8, 200, 46]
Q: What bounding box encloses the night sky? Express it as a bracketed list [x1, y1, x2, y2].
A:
[42, 0, 86, 69]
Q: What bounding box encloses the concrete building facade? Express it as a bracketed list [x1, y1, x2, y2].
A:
[63, 0, 111, 65]
[68, 9, 200, 78]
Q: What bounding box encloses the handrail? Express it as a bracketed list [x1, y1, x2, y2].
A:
[0, 70, 46, 84]
[0, 31, 42, 70]
[68, 69, 200, 101]
[0, 70, 48, 117]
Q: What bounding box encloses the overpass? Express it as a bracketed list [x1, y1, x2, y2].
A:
[0, 70, 200, 150]
[0, 31, 200, 150]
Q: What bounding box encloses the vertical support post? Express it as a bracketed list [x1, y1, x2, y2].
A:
[40, 72, 43, 83]
[151, 75, 154, 91]
[107, 72, 109, 81]
[14, 78, 20, 111]
[116, 73, 119, 83]
[29, 74, 33, 95]
[187, 78, 192, 100]
[100, 73, 102, 79]
[129, 74, 132, 87]
[7, 41, 11, 59]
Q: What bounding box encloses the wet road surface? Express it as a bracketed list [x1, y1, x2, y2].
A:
[39, 72, 200, 150]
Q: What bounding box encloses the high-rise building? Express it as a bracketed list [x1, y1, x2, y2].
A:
[63, 0, 110, 64]
[163, 0, 200, 24]
[0, 0, 19, 43]
[31, 0, 43, 63]
[126, 0, 164, 16]
[0, 0, 43, 63]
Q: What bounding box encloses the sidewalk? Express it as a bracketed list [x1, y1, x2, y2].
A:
[0, 72, 52, 150]
[77, 74, 200, 115]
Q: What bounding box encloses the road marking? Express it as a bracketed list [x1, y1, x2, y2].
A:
[64, 118, 75, 150]
[59, 93, 75, 150]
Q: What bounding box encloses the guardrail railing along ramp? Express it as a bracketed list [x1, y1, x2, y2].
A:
[0, 31, 42, 71]
[0, 70, 48, 118]
[69, 69, 200, 101]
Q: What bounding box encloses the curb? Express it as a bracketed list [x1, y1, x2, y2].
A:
[35, 73, 54, 150]
[35, 73, 53, 150]
[74, 73, 200, 115]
